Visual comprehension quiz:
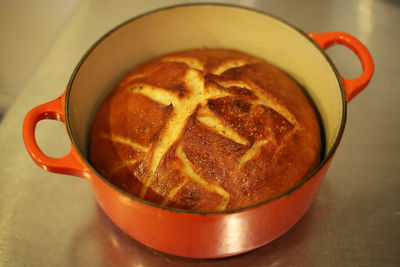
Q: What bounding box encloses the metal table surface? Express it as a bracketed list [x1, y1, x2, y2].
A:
[1, 0, 399, 266]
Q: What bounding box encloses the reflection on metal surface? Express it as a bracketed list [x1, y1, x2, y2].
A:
[239, 0, 257, 7]
[357, 0, 374, 43]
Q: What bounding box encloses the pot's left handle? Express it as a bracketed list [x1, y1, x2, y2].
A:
[22, 92, 91, 179]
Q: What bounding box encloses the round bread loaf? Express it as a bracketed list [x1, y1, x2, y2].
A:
[90, 49, 322, 211]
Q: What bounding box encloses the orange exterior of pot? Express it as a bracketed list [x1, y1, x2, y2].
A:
[89, 159, 331, 258]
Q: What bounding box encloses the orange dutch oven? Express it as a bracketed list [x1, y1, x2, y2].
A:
[22, 4, 374, 258]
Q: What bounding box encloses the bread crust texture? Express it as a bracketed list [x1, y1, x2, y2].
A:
[90, 49, 322, 211]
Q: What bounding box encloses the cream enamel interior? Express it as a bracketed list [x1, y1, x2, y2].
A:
[67, 5, 343, 162]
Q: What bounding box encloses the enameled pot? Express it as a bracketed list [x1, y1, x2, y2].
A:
[22, 4, 374, 258]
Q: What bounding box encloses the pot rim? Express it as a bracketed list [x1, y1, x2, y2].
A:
[65, 3, 347, 215]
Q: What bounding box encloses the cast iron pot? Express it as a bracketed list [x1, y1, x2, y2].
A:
[22, 4, 374, 258]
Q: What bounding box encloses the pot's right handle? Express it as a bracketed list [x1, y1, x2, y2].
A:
[22, 91, 91, 179]
[307, 32, 374, 102]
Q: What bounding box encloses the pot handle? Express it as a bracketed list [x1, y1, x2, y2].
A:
[307, 32, 374, 102]
[22, 92, 91, 179]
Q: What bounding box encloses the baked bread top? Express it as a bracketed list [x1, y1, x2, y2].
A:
[90, 48, 322, 211]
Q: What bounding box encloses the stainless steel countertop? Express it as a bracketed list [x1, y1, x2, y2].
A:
[1, 0, 399, 266]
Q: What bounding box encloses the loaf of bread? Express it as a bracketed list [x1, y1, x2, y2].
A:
[90, 49, 322, 211]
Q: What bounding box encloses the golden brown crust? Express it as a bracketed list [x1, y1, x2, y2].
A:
[90, 48, 322, 211]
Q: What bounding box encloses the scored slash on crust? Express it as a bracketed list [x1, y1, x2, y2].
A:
[196, 105, 249, 146]
[134, 67, 239, 199]
[101, 133, 150, 153]
[160, 144, 230, 210]
[102, 57, 299, 210]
